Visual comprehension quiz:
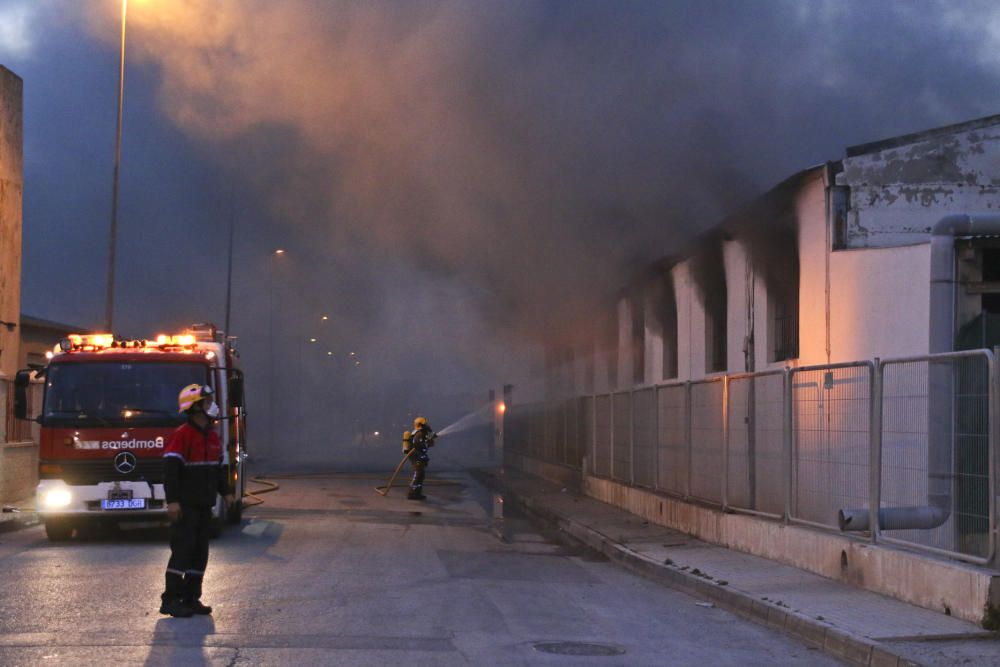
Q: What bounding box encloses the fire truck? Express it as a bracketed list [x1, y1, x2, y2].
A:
[13, 324, 247, 541]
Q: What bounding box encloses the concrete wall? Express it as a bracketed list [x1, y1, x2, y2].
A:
[0, 67, 22, 380]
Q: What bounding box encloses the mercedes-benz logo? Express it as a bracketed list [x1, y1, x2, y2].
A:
[114, 451, 137, 474]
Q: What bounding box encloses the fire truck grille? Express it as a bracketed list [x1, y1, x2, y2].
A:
[43, 459, 166, 485]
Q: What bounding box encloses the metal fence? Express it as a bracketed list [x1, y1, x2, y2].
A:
[877, 351, 995, 563]
[506, 349, 1000, 565]
[789, 362, 873, 531]
[2, 378, 39, 443]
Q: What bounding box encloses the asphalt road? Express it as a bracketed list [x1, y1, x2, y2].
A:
[0, 472, 843, 666]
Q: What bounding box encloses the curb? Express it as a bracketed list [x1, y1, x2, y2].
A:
[506, 489, 922, 667]
[0, 512, 39, 535]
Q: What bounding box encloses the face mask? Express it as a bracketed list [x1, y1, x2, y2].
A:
[205, 401, 220, 418]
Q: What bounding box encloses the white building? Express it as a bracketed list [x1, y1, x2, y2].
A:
[543, 113, 1000, 396]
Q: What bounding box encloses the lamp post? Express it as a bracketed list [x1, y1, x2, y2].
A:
[105, 0, 128, 332]
[268, 249, 285, 451]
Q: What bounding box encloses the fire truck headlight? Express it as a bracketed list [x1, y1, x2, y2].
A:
[42, 488, 72, 508]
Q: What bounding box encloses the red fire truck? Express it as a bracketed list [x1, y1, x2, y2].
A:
[14, 324, 247, 541]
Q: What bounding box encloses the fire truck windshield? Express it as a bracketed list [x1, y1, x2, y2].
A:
[42, 362, 212, 427]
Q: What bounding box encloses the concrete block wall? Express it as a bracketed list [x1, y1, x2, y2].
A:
[0, 441, 36, 503]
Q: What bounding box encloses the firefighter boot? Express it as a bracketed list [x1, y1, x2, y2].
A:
[160, 572, 194, 618]
[183, 574, 212, 615]
[408, 461, 427, 499]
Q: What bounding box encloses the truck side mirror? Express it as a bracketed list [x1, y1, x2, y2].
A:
[228, 373, 245, 409]
[13, 369, 31, 420]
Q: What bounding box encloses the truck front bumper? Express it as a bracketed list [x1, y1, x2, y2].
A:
[36, 479, 168, 517]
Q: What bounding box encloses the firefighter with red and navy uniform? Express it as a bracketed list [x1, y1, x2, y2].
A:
[159, 383, 234, 618]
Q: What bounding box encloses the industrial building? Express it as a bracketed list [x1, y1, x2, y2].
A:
[508, 114, 1000, 625]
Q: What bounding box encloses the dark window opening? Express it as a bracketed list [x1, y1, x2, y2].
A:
[662, 301, 678, 380]
[830, 185, 850, 251]
[705, 280, 727, 373]
[764, 222, 800, 363]
[584, 346, 595, 394]
[771, 287, 799, 362]
[631, 298, 645, 385]
[982, 247, 1000, 314]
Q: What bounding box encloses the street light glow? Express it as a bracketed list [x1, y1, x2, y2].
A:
[274, 248, 285, 255]
[321, 315, 329, 320]
[309, 338, 317, 342]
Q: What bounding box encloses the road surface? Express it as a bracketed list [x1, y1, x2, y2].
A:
[0, 471, 842, 666]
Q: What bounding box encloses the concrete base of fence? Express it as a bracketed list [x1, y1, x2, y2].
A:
[0, 441, 38, 505]
[504, 452, 582, 492]
[581, 472, 1000, 627]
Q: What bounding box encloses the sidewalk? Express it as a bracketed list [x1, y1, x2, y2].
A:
[0, 496, 37, 534]
[493, 468, 1000, 667]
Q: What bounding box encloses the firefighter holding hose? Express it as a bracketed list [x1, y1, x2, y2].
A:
[406, 417, 437, 500]
[159, 384, 234, 618]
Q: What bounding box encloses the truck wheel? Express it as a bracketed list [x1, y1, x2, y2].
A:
[209, 517, 223, 539]
[226, 499, 243, 525]
[44, 519, 73, 542]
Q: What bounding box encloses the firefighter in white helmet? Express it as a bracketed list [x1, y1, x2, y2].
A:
[405, 416, 436, 500]
[159, 383, 234, 618]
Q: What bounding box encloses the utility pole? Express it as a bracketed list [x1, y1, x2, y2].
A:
[105, 0, 128, 332]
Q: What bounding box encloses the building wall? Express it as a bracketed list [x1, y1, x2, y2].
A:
[828, 244, 930, 362]
[560, 120, 1000, 398]
[797, 170, 831, 366]
[839, 119, 1000, 249]
[0, 67, 22, 380]
[723, 239, 747, 374]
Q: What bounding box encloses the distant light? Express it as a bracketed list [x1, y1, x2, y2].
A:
[355, 361, 360, 366]
[327, 351, 333, 356]
[274, 249, 285, 255]
[498, 402, 507, 414]
[349, 351, 356, 356]
[205, 351, 216, 360]
[45, 351, 54, 359]
[309, 338, 317, 343]
[373, 431, 380, 436]
[123, 410, 134, 418]
[321, 315, 329, 321]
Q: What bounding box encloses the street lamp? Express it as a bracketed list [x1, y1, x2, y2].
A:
[268, 248, 286, 451]
[105, 0, 129, 331]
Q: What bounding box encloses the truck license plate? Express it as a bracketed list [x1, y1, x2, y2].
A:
[100, 498, 146, 510]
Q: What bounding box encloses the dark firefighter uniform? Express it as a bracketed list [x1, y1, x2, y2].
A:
[406, 421, 436, 500]
[161, 419, 230, 613]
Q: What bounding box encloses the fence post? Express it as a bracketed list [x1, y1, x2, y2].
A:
[783, 368, 793, 524]
[869, 359, 882, 544]
[609, 392, 616, 481]
[654, 385, 661, 491]
[685, 381, 692, 500]
[629, 389, 636, 486]
[722, 375, 730, 511]
[991, 349, 999, 566]
[592, 395, 597, 477]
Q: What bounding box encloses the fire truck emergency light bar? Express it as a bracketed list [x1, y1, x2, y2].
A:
[52, 332, 202, 355]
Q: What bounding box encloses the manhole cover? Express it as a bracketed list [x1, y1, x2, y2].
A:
[532, 641, 625, 656]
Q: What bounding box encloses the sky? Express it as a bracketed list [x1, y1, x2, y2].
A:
[2, 0, 1000, 466]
